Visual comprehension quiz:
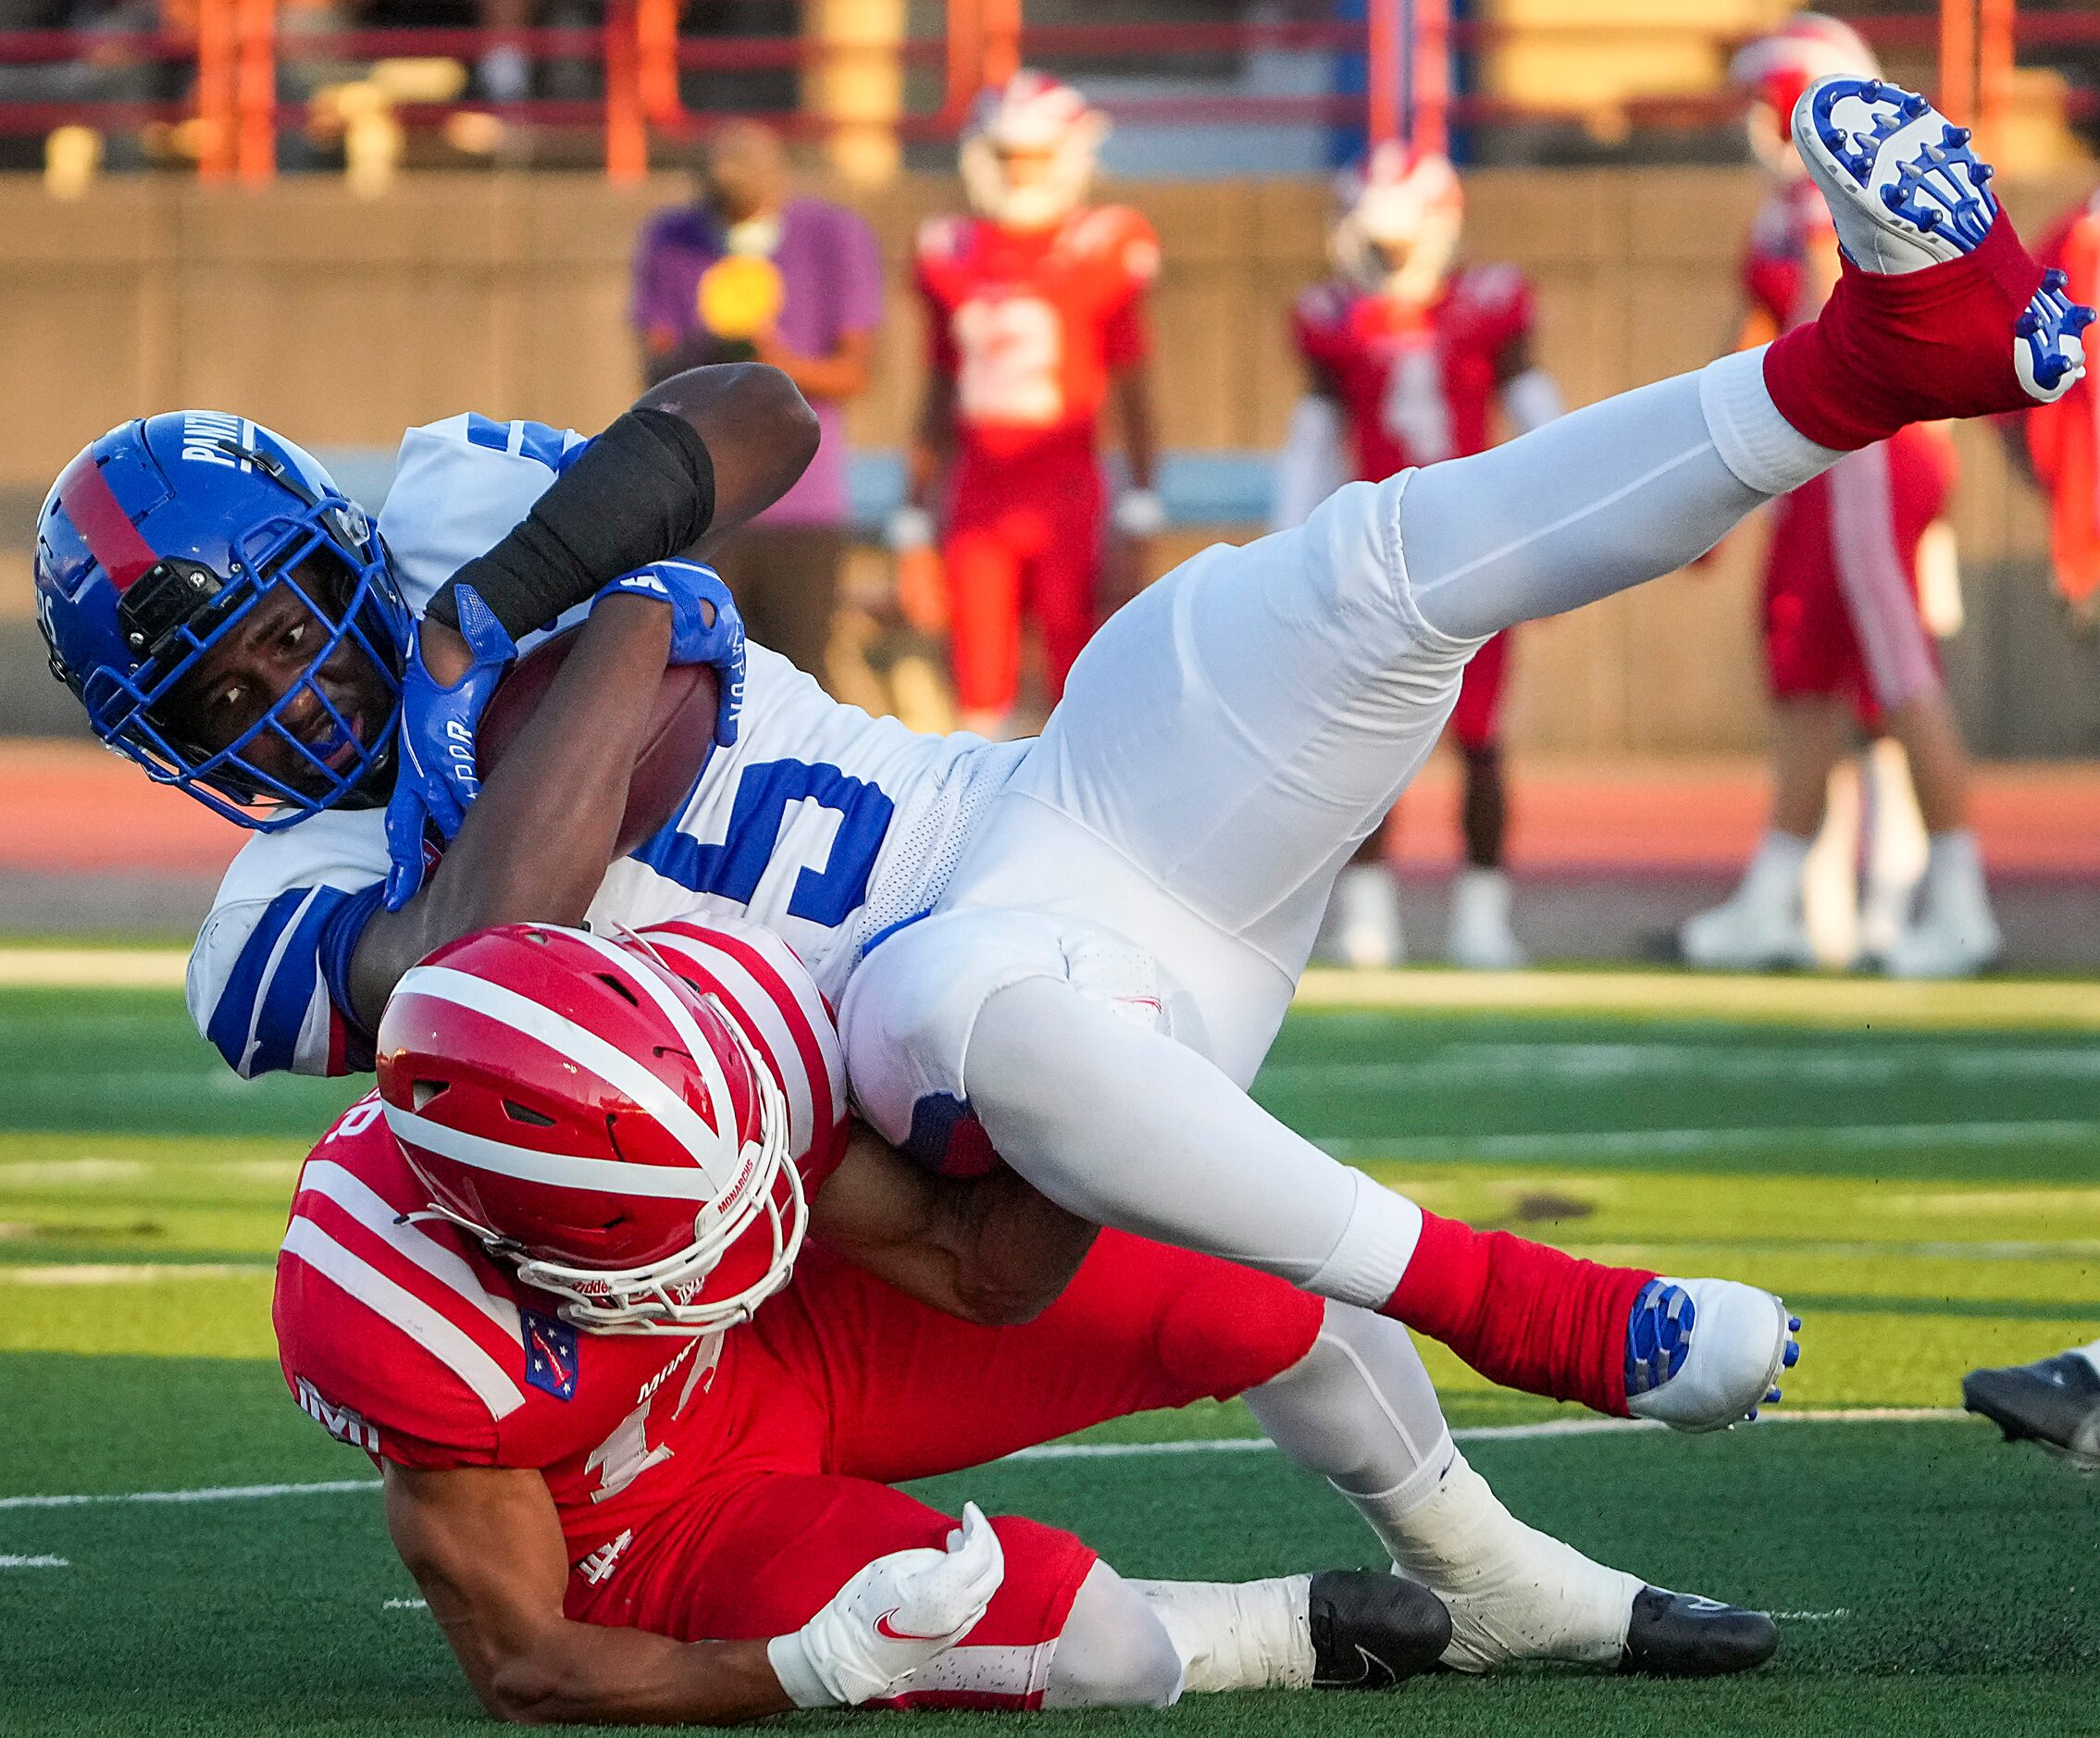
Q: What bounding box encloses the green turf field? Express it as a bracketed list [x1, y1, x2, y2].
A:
[3, 975, 2097, 1737]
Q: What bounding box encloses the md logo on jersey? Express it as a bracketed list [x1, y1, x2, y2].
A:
[522, 1310, 579, 1401]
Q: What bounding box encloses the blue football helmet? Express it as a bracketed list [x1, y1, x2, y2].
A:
[35, 412, 411, 829]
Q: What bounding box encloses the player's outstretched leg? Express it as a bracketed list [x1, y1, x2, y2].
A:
[1245, 1301, 1779, 1674]
[1397, 74, 2089, 646]
[883, 949, 1798, 1430]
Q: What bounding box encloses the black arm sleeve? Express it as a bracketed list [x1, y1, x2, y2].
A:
[425, 407, 716, 638]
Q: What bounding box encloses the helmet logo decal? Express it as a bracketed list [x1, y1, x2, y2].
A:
[180, 411, 249, 470]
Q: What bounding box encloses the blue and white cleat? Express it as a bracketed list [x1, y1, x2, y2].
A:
[1791, 75, 2092, 405]
[1624, 1278, 1799, 1434]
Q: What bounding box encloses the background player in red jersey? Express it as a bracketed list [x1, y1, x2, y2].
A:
[891, 71, 1163, 739]
[276, 918, 1775, 1724]
[2018, 188, 2100, 626]
[1681, 17, 1991, 978]
[1274, 143, 1564, 971]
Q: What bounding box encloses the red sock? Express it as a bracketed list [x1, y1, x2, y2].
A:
[1764, 213, 2046, 451]
[1383, 1211, 1653, 1418]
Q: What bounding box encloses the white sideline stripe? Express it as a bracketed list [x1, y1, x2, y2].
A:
[0, 1408, 1978, 1512]
[281, 1216, 524, 1421]
[0, 1554, 69, 1567]
[7, 1262, 269, 1285]
[394, 965, 739, 1197]
[298, 1159, 522, 1347]
[0, 950, 188, 988]
[1329, 1121, 2100, 1163]
[11, 950, 2100, 1030]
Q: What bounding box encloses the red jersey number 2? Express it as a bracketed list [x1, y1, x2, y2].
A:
[953, 295, 1065, 427]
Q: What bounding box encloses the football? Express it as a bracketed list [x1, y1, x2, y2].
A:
[476, 627, 716, 856]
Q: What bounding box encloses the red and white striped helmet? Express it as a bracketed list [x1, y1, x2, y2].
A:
[375, 923, 801, 1336]
[1332, 142, 1465, 307]
[962, 69, 1109, 230]
[1730, 15, 1881, 171]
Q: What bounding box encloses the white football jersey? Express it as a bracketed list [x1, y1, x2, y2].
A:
[188, 413, 1021, 1079]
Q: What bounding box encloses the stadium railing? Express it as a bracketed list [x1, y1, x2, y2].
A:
[3, 2, 2087, 187]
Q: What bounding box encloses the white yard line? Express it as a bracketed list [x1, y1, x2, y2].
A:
[10, 950, 2099, 1029]
[0, 1554, 69, 1567]
[0, 1409, 1971, 1511]
[1330, 1122, 2100, 1163]
[0, 1478, 381, 1511]
[6, 1262, 273, 1285]
[1294, 968, 2100, 1030]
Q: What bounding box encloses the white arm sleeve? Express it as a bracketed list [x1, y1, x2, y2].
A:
[1269, 394, 1350, 532]
[1497, 367, 1566, 437]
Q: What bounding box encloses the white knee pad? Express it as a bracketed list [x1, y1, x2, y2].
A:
[839, 907, 1173, 1176]
[1043, 1563, 1187, 1710]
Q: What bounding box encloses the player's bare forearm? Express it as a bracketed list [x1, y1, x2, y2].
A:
[810, 1128, 1097, 1324]
[383, 1464, 790, 1727]
[634, 362, 820, 547]
[1111, 359, 1159, 491]
[754, 329, 872, 403]
[346, 597, 671, 1024]
[906, 374, 959, 511]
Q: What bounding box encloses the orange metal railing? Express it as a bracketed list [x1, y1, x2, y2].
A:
[8, 1, 2078, 188]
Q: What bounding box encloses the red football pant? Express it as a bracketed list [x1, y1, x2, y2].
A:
[944, 452, 1104, 714]
[1764, 424, 1954, 715]
[1448, 629, 1510, 752]
[566, 1234, 1323, 1706]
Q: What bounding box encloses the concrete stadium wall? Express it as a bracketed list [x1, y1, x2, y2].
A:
[2, 167, 2094, 754]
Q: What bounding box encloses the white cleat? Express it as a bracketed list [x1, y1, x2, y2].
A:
[1678, 896, 1813, 973]
[1625, 1278, 1800, 1434]
[1319, 863, 1406, 969]
[1792, 75, 2091, 403]
[1882, 904, 2001, 978]
[1881, 844, 2001, 977]
[1446, 868, 1528, 971]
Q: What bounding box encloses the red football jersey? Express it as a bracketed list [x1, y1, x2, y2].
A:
[1292, 264, 1535, 483]
[1742, 178, 1836, 335]
[273, 918, 847, 1572]
[915, 205, 1159, 461]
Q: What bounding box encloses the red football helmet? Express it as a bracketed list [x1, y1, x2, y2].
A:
[375, 922, 801, 1336]
[962, 69, 1108, 231]
[1332, 142, 1464, 309]
[1729, 14, 1880, 175]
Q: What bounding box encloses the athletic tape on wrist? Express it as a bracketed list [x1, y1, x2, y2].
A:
[765, 1631, 842, 1709]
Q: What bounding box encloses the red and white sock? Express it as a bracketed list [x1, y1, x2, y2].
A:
[1764, 214, 2052, 450]
[1380, 1210, 1654, 1418]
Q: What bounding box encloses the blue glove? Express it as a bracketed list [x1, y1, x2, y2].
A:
[596, 559, 745, 748]
[382, 585, 516, 911]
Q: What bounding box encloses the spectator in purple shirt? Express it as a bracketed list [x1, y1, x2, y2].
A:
[631, 118, 884, 689]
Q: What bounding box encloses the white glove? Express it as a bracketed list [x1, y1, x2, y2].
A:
[765, 1503, 1005, 1708]
[1112, 488, 1167, 538]
[887, 504, 937, 552]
